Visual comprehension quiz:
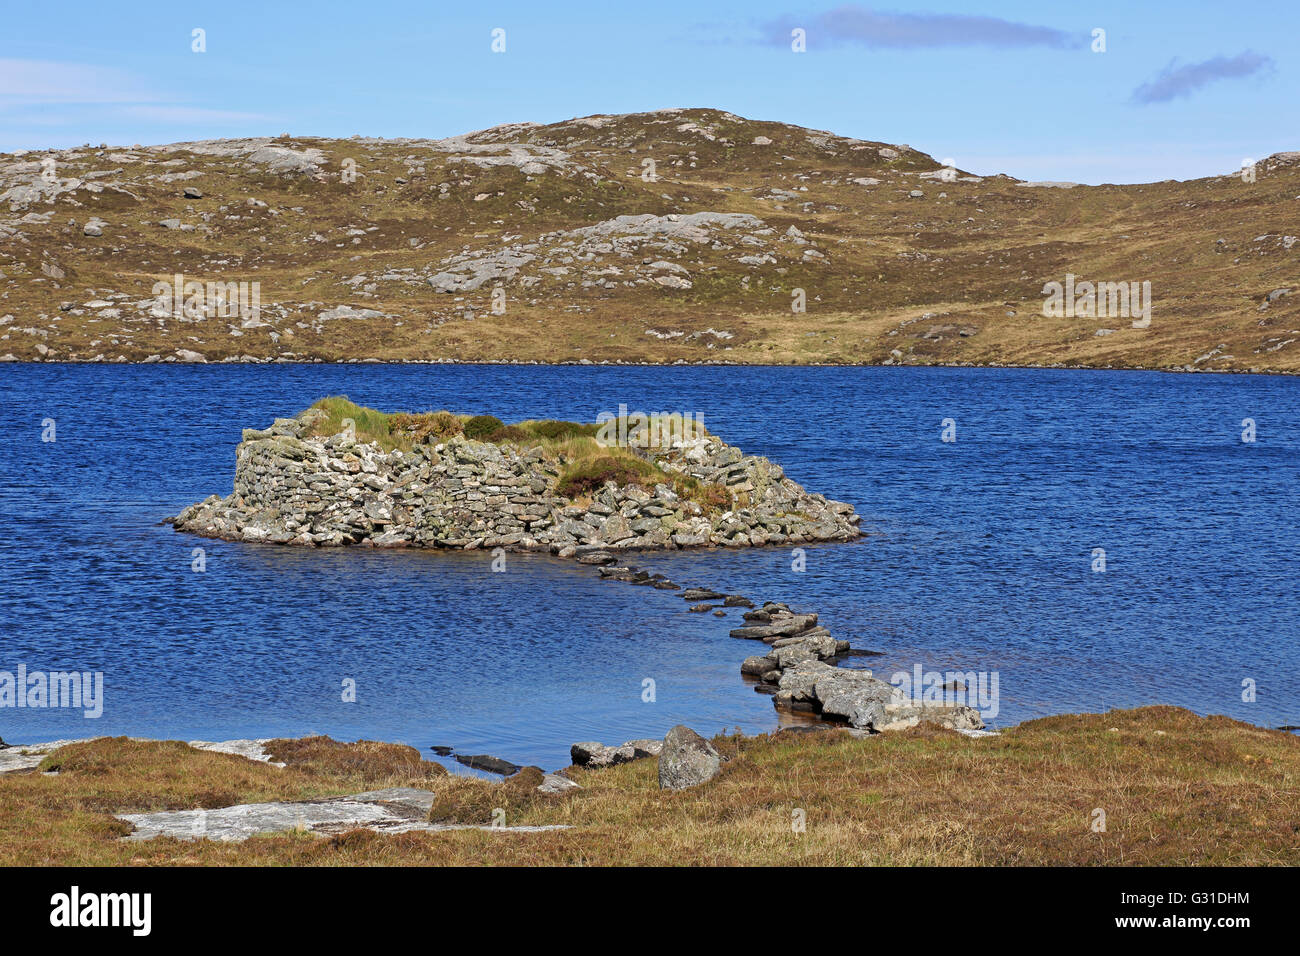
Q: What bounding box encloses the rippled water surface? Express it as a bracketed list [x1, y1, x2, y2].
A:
[1, 363, 1296, 768]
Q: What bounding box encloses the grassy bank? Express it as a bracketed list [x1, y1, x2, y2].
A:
[1, 707, 1295, 866]
[301, 397, 727, 507]
[303, 395, 604, 451]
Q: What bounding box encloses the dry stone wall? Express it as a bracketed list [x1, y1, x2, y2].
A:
[171, 407, 861, 554]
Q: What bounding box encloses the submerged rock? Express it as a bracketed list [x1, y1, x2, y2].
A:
[681, 588, 727, 601]
[454, 754, 520, 775]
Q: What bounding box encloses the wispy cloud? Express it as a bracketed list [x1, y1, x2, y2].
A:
[0, 58, 274, 131]
[0, 58, 150, 104]
[1131, 51, 1274, 104]
[759, 6, 1082, 50]
[120, 105, 275, 124]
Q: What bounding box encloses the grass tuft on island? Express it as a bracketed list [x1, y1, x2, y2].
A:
[301, 396, 729, 508]
[1, 707, 1296, 866]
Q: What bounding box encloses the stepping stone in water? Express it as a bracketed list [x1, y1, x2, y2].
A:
[454, 754, 520, 775]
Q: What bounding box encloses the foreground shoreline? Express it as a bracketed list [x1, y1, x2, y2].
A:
[1, 706, 1296, 865]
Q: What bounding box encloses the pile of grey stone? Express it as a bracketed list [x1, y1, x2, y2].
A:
[171, 407, 860, 553]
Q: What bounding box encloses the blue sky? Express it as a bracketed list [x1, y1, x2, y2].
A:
[1, 0, 1293, 183]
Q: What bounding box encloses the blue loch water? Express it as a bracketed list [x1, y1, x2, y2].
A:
[1, 363, 1296, 770]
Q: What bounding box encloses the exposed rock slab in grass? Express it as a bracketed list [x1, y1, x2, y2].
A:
[0, 740, 87, 773]
[537, 772, 582, 793]
[0, 737, 284, 773]
[184, 738, 284, 764]
[117, 787, 570, 842]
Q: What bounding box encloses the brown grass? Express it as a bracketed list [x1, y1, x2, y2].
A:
[263, 736, 447, 782]
[425, 766, 571, 824]
[1, 707, 1296, 866]
[553, 454, 661, 498]
[389, 410, 463, 444]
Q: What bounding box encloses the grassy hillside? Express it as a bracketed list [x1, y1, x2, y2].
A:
[2, 108, 1297, 372]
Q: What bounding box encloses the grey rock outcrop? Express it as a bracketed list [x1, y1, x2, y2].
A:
[772, 661, 984, 732]
[876, 701, 986, 732]
[571, 738, 662, 768]
[423, 211, 797, 295]
[728, 602, 986, 733]
[732, 603, 849, 678]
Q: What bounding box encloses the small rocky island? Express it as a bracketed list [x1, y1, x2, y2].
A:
[171, 398, 861, 553]
[169, 400, 986, 742]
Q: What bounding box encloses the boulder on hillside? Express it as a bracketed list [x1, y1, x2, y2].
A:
[657, 725, 721, 791]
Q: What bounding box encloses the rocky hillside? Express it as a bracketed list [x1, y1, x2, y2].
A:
[2, 107, 1297, 372]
